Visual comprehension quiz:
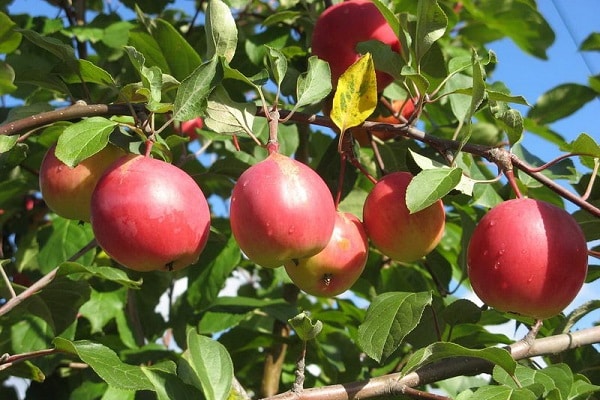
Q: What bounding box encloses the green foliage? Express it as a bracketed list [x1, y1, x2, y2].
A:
[0, 0, 598, 399]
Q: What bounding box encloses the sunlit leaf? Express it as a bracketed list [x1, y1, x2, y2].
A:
[358, 291, 432, 363]
[292, 56, 332, 112]
[331, 53, 378, 133]
[55, 117, 118, 167]
[415, 0, 447, 65]
[528, 83, 597, 124]
[173, 57, 223, 121]
[204, 85, 256, 137]
[206, 0, 238, 63]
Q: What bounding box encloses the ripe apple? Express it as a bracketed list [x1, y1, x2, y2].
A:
[311, 0, 401, 91]
[467, 198, 588, 319]
[363, 171, 446, 262]
[90, 154, 211, 272]
[352, 98, 417, 146]
[179, 117, 204, 140]
[229, 152, 336, 268]
[284, 212, 368, 297]
[39, 143, 125, 222]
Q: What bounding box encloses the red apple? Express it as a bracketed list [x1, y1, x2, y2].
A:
[179, 117, 204, 140]
[363, 172, 446, 262]
[467, 198, 588, 319]
[229, 152, 336, 268]
[311, 0, 401, 91]
[352, 98, 417, 146]
[284, 212, 368, 297]
[39, 144, 125, 222]
[90, 154, 211, 272]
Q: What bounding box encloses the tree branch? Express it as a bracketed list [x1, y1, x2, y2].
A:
[264, 325, 600, 400]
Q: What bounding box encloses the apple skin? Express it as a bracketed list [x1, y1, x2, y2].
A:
[311, 0, 401, 92]
[39, 144, 126, 222]
[467, 198, 588, 319]
[229, 152, 336, 268]
[352, 98, 417, 146]
[90, 154, 211, 272]
[284, 212, 368, 297]
[363, 172, 446, 262]
[180, 117, 204, 140]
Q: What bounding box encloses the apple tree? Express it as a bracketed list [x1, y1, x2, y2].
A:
[1, 0, 600, 399]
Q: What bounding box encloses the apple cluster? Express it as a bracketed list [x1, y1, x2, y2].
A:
[39, 144, 211, 272]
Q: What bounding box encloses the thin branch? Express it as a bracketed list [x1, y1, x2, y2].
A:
[264, 325, 600, 400]
[0, 239, 97, 317]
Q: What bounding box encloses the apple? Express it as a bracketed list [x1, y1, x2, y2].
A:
[179, 117, 204, 140]
[284, 212, 368, 297]
[311, 0, 401, 91]
[229, 151, 336, 268]
[351, 98, 417, 146]
[90, 154, 211, 272]
[39, 143, 125, 222]
[467, 198, 588, 319]
[363, 171, 446, 262]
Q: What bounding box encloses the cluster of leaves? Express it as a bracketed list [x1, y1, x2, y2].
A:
[0, 0, 599, 399]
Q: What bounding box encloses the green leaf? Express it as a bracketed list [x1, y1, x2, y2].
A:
[580, 32, 600, 52]
[0, 60, 17, 95]
[528, 83, 597, 124]
[331, 53, 378, 133]
[356, 39, 405, 80]
[54, 117, 118, 167]
[409, 149, 475, 197]
[460, 385, 538, 400]
[37, 275, 91, 335]
[490, 101, 524, 145]
[415, 0, 448, 65]
[204, 85, 257, 137]
[153, 18, 202, 80]
[57, 261, 143, 289]
[288, 312, 323, 341]
[265, 45, 287, 89]
[441, 299, 482, 326]
[0, 134, 18, 153]
[173, 57, 223, 121]
[54, 338, 154, 390]
[180, 329, 234, 400]
[142, 365, 203, 400]
[562, 133, 600, 158]
[17, 28, 79, 73]
[292, 56, 332, 112]
[358, 291, 432, 363]
[402, 342, 516, 376]
[78, 287, 127, 333]
[37, 218, 95, 274]
[206, 0, 238, 63]
[0, 12, 22, 53]
[406, 167, 462, 213]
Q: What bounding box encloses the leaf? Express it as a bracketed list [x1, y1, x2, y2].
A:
[406, 167, 462, 213]
[356, 40, 405, 80]
[0, 12, 22, 53]
[37, 275, 91, 335]
[180, 329, 234, 400]
[204, 85, 256, 137]
[409, 149, 475, 197]
[57, 261, 143, 289]
[580, 32, 600, 52]
[490, 101, 524, 145]
[358, 291, 432, 363]
[0, 134, 18, 153]
[562, 133, 600, 158]
[78, 287, 127, 333]
[142, 365, 203, 400]
[292, 56, 332, 112]
[331, 53, 378, 133]
[265, 45, 287, 89]
[441, 299, 482, 326]
[528, 83, 597, 124]
[173, 57, 223, 121]
[53, 338, 154, 391]
[54, 117, 118, 167]
[36, 218, 95, 274]
[288, 312, 323, 341]
[17, 28, 79, 73]
[153, 18, 202, 80]
[0, 60, 17, 95]
[206, 0, 238, 63]
[415, 0, 448, 65]
[402, 342, 516, 376]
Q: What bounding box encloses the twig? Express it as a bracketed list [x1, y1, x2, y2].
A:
[0, 239, 97, 317]
[263, 325, 600, 400]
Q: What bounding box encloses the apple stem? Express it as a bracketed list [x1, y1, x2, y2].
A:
[505, 169, 523, 198]
[144, 139, 154, 157]
[266, 107, 280, 155]
[232, 135, 241, 151]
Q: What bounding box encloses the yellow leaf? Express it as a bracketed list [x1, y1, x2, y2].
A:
[330, 53, 378, 134]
